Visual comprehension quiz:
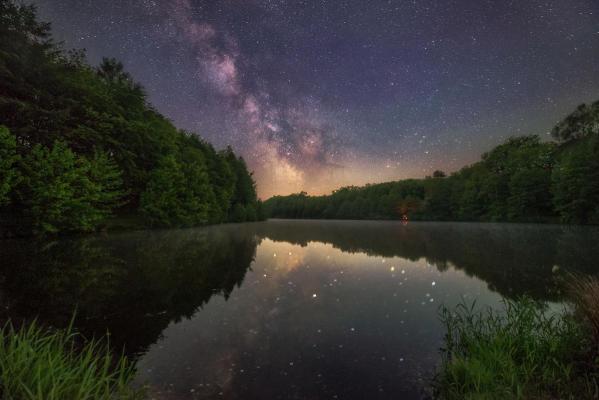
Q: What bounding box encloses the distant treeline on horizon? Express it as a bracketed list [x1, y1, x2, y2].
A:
[265, 103, 599, 225]
[0, 1, 263, 236]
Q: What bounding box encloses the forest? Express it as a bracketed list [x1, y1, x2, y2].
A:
[2, 1, 598, 236]
[0, 1, 263, 236]
[265, 103, 599, 224]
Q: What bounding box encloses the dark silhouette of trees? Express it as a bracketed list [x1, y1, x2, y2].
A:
[0, 1, 263, 235]
[552, 102, 599, 143]
[265, 109, 599, 225]
[551, 133, 599, 223]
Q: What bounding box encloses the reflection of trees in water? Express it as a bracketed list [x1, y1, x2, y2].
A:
[0, 220, 597, 360]
[255, 220, 599, 301]
[0, 225, 258, 356]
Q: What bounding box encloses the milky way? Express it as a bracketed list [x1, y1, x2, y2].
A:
[33, 0, 599, 198]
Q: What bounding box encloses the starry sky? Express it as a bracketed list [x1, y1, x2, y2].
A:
[33, 0, 599, 199]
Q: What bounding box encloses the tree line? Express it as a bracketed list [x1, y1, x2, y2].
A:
[265, 103, 599, 224]
[0, 1, 263, 236]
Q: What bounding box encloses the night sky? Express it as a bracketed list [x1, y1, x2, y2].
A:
[33, 0, 599, 199]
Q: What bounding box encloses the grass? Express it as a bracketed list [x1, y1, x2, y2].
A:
[435, 295, 599, 399]
[566, 274, 599, 350]
[0, 320, 142, 400]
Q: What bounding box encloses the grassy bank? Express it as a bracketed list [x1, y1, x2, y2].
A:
[436, 291, 599, 399]
[0, 321, 141, 400]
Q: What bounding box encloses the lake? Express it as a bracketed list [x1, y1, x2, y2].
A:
[1, 220, 599, 399]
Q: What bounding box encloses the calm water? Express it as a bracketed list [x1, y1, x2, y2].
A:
[1, 220, 599, 399]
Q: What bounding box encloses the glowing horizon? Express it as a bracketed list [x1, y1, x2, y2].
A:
[35, 0, 599, 199]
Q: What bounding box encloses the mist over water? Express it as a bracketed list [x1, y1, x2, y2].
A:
[1, 220, 598, 399]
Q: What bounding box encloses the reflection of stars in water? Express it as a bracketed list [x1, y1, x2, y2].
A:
[132, 235, 510, 398]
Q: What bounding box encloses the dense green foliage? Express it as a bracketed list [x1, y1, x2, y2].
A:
[436, 299, 599, 399]
[265, 105, 599, 224]
[0, 320, 141, 400]
[0, 0, 261, 235]
[0, 126, 20, 206]
[18, 141, 125, 234]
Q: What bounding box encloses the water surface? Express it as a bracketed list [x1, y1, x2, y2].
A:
[1, 220, 598, 399]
